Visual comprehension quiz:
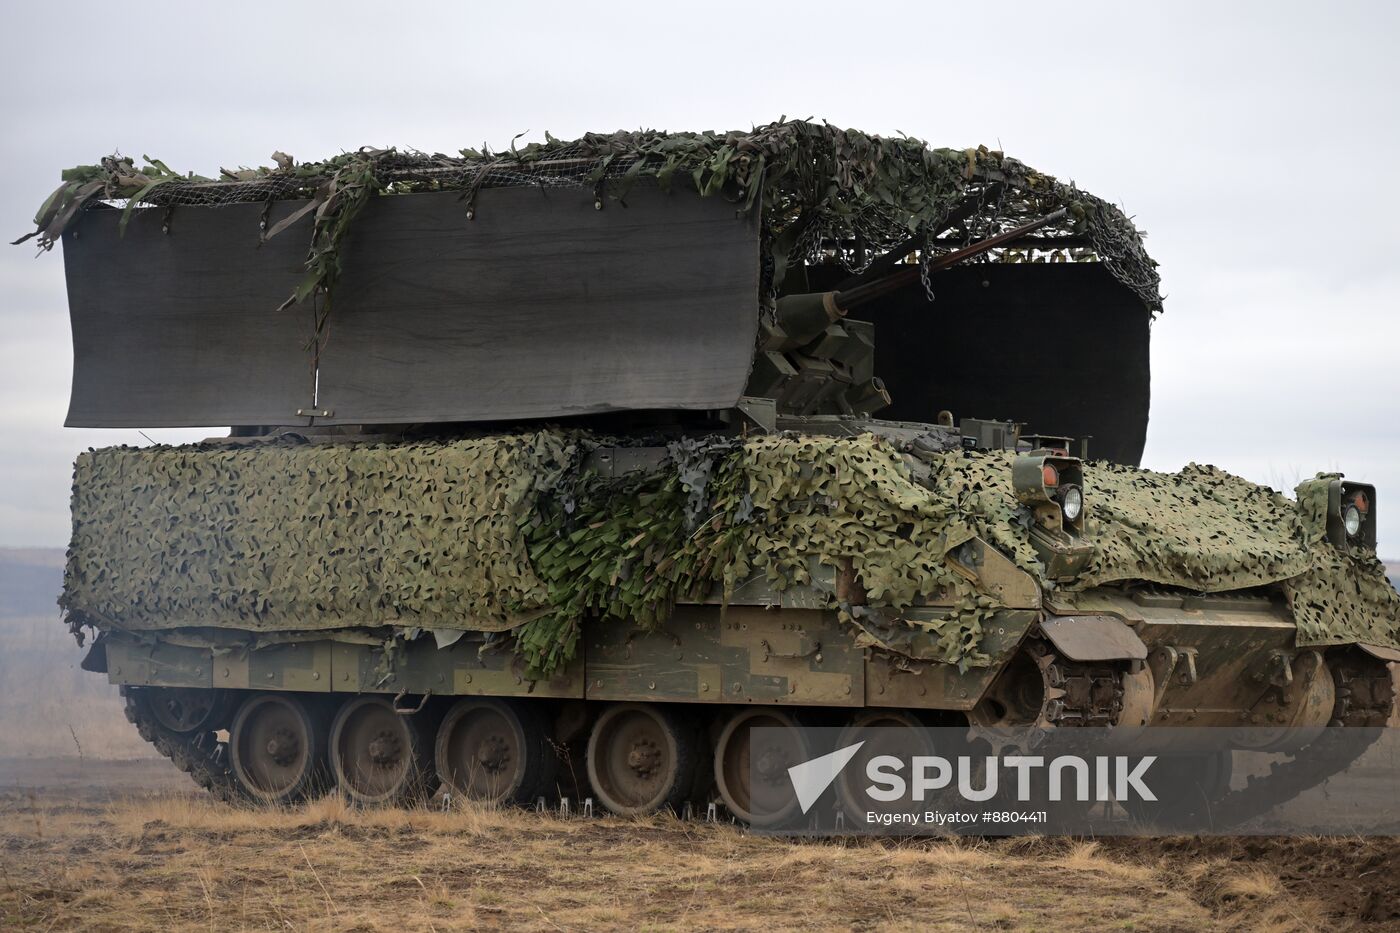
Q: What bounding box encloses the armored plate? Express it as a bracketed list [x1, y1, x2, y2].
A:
[330, 638, 585, 698]
[585, 606, 863, 706]
[856, 263, 1152, 466]
[316, 185, 761, 424]
[106, 636, 586, 699]
[62, 201, 318, 428]
[866, 609, 1038, 710]
[62, 184, 761, 428]
[106, 640, 214, 688]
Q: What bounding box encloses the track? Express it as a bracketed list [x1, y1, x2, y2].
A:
[122, 652, 1395, 830]
[1177, 651, 1396, 829]
[122, 686, 238, 801]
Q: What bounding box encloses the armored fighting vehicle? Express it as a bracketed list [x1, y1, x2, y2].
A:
[25, 121, 1400, 824]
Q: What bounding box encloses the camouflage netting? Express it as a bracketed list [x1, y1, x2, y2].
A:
[517, 436, 993, 673]
[18, 120, 1161, 314]
[917, 454, 1400, 648]
[64, 432, 1400, 674]
[62, 435, 575, 634]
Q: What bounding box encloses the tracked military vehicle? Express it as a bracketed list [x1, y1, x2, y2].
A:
[25, 122, 1399, 824]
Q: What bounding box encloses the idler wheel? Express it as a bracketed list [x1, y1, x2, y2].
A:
[835, 710, 935, 826]
[435, 698, 557, 805]
[713, 709, 810, 826]
[586, 704, 699, 816]
[144, 687, 229, 734]
[330, 696, 435, 806]
[229, 693, 328, 804]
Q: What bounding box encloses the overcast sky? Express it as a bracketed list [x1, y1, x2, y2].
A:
[2, 0, 1397, 551]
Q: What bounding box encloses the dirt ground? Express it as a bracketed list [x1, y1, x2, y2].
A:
[1, 758, 1398, 931]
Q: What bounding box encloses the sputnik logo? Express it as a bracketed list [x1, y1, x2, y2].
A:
[785, 740, 1159, 815]
[787, 741, 864, 814]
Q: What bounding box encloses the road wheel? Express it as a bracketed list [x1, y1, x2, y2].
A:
[144, 687, 230, 734]
[586, 704, 699, 816]
[229, 693, 328, 804]
[436, 698, 556, 805]
[330, 696, 435, 806]
[835, 710, 933, 826]
[713, 709, 810, 826]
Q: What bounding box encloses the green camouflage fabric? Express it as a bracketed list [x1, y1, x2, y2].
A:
[62, 434, 574, 634]
[18, 121, 1161, 315]
[62, 433, 1400, 674]
[518, 435, 990, 673]
[919, 453, 1400, 647]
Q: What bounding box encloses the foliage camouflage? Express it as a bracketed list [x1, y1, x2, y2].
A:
[62, 433, 1400, 675]
[17, 121, 1161, 316]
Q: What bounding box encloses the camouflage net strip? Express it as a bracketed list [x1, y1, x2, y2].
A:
[18, 121, 1161, 315]
[62, 434, 576, 634]
[62, 433, 1400, 675]
[517, 436, 990, 673]
[918, 452, 1400, 648]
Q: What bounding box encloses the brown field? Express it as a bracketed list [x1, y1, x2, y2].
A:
[2, 758, 1399, 932]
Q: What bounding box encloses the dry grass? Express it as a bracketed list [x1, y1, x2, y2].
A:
[3, 767, 1362, 933]
[1181, 860, 1328, 932]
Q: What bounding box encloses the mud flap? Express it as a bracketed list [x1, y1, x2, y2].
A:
[1357, 642, 1400, 664]
[80, 635, 108, 673]
[1040, 615, 1147, 662]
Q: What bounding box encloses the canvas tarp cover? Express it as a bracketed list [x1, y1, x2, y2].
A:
[61, 185, 761, 428]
